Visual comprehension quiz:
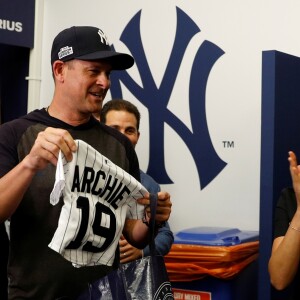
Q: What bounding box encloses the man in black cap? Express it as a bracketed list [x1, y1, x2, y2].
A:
[0, 26, 172, 299]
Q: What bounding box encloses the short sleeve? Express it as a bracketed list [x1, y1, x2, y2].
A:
[273, 187, 297, 239]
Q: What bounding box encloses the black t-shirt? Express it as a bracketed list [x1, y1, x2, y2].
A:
[273, 187, 300, 300]
[0, 223, 8, 300]
[0, 109, 140, 300]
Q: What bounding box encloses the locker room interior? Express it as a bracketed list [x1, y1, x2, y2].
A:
[3, 1, 300, 300]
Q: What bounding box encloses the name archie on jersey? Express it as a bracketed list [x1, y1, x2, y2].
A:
[71, 165, 131, 210]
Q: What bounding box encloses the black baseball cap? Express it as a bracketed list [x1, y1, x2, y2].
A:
[50, 26, 134, 70]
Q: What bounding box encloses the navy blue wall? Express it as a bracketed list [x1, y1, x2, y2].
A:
[0, 44, 29, 123]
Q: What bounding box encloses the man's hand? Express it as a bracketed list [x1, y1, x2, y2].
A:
[137, 191, 172, 223]
[289, 151, 300, 206]
[25, 127, 77, 171]
[122, 192, 171, 250]
[119, 234, 142, 263]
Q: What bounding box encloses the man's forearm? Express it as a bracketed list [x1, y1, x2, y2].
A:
[123, 219, 150, 249]
[0, 158, 36, 222]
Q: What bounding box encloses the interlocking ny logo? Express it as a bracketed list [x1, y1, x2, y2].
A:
[110, 7, 227, 190]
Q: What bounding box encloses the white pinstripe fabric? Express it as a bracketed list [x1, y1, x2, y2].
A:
[48, 140, 147, 267]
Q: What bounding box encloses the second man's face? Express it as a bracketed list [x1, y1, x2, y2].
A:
[105, 110, 140, 148]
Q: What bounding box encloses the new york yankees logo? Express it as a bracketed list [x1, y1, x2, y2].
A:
[110, 7, 227, 190]
[97, 29, 109, 45]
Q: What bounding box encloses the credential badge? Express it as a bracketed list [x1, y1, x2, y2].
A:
[58, 46, 73, 60]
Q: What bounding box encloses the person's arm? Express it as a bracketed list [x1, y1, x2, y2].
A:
[0, 127, 76, 222]
[119, 222, 174, 263]
[0, 158, 38, 222]
[269, 151, 300, 290]
[142, 221, 174, 257]
[122, 191, 172, 249]
[137, 172, 174, 256]
[119, 234, 143, 263]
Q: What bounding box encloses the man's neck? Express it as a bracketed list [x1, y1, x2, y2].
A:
[47, 103, 91, 126]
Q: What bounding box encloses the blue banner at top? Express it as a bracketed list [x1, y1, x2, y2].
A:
[0, 0, 35, 48]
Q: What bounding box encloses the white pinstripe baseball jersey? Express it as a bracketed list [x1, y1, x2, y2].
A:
[48, 139, 147, 267]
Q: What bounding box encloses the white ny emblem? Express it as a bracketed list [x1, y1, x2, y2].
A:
[97, 29, 109, 45]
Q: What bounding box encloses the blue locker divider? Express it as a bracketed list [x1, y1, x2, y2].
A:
[260, 50, 300, 300]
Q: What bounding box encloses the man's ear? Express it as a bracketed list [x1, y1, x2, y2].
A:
[52, 61, 65, 83]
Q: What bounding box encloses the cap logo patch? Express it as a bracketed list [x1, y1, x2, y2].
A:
[97, 29, 109, 45]
[58, 46, 73, 60]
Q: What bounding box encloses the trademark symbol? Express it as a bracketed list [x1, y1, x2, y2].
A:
[222, 141, 234, 148]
